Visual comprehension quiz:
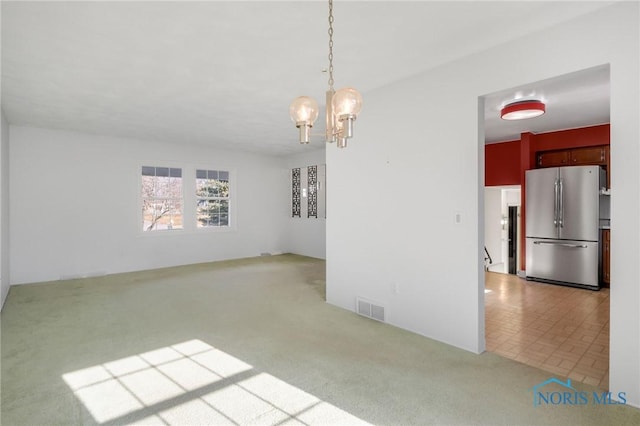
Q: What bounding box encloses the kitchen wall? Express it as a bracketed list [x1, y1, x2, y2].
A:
[485, 140, 520, 186]
[284, 148, 326, 259]
[485, 124, 610, 187]
[9, 126, 289, 284]
[0, 109, 10, 309]
[535, 124, 609, 152]
[326, 2, 639, 406]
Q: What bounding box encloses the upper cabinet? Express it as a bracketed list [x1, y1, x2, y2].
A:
[536, 145, 610, 188]
[569, 146, 608, 165]
[537, 150, 570, 167]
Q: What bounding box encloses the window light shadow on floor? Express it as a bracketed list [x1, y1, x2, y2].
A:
[62, 339, 370, 425]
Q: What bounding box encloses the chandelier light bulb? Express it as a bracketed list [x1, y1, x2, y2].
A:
[289, 96, 319, 125]
[332, 87, 363, 118]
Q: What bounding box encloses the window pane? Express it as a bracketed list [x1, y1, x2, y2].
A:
[147, 200, 182, 230]
[142, 200, 154, 231]
[218, 180, 229, 197]
[169, 168, 182, 178]
[196, 178, 215, 197]
[168, 177, 182, 198]
[196, 169, 207, 179]
[196, 200, 215, 227]
[141, 175, 156, 198]
[142, 166, 155, 176]
[218, 171, 229, 181]
[195, 199, 231, 227]
[156, 167, 169, 177]
[207, 170, 219, 180]
[143, 200, 166, 231]
[154, 176, 182, 198]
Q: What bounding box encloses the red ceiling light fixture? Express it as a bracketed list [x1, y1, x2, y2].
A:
[501, 100, 546, 120]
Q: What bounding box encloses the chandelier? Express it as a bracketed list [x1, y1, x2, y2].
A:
[289, 0, 363, 148]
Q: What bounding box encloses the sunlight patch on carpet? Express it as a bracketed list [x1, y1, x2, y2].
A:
[62, 339, 370, 425]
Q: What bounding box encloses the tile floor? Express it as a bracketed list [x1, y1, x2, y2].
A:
[485, 272, 609, 389]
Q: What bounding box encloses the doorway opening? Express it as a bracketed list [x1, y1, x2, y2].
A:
[507, 205, 518, 274]
[484, 185, 520, 275]
[480, 64, 611, 390]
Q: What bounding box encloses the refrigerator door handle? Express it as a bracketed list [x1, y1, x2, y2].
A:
[533, 241, 588, 249]
[554, 179, 559, 227]
[558, 178, 564, 228]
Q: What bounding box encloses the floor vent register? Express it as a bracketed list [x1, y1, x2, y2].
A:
[356, 297, 386, 322]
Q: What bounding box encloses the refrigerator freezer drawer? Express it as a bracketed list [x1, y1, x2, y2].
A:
[526, 238, 599, 288]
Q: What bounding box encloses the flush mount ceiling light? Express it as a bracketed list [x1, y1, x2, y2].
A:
[289, 0, 363, 148]
[500, 100, 546, 120]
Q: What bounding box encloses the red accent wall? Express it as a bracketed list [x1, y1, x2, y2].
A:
[485, 124, 611, 187]
[485, 140, 520, 186]
[533, 124, 610, 152]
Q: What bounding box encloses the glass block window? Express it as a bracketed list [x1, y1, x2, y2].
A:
[292, 168, 301, 217]
[307, 165, 317, 218]
[196, 169, 230, 228]
[141, 166, 183, 231]
[291, 164, 325, 219]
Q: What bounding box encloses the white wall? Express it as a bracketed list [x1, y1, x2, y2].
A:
[0, 109, 10, 309]
[326, 2, 639, 406]
[484, 187, 502, 272]
[9, 126, 288, 284]
[284, 148, 326, 259]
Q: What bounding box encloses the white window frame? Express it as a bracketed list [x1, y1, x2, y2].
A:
[139, 165, 185, 234]
[137, 164, 236, 235]
[195, 168, 232, 229]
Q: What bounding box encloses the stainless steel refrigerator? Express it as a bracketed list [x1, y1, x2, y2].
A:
[525, 165, 605, 289]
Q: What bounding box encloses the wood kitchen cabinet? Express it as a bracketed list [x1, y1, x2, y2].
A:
[570, 146, 607, 165]
[602, 229, 610, 286]
[536, 145, 610, 188]
[537, 150, 570, 167]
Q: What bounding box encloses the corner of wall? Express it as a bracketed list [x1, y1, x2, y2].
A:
[0, 108, 11, 309]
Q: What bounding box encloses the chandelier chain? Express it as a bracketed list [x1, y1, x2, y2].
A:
[327, 0, 334, 91]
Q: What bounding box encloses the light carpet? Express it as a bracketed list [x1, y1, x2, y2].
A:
[1, 254, 639, 425]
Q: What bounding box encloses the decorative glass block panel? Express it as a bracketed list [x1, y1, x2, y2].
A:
[292, 168, 301, 218]
[307, 165, 317, 218]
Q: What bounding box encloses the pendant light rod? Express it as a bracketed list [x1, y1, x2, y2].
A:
[327, 0, 335, 92]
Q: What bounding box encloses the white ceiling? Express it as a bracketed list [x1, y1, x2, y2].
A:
[483, 64, 610, 144]
[1, 1, 614, 156]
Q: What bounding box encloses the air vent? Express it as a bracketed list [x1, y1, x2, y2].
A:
[356, 297, 386, 322]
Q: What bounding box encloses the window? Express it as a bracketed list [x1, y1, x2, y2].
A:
[141, 166, 183, 231]
[196, 169, 230, 228]
[291, 164, 326, 219]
